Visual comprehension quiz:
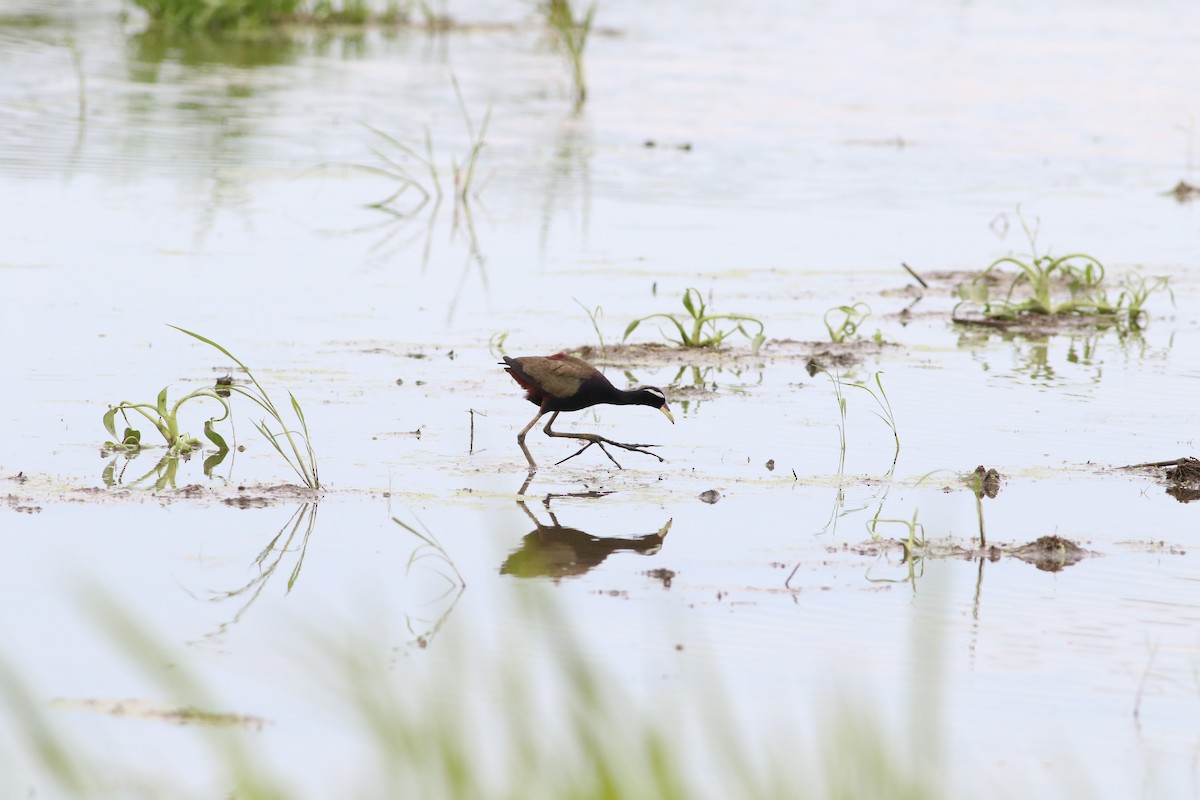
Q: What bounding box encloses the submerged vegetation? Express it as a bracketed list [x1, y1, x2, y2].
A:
[623, 287, 766, 353]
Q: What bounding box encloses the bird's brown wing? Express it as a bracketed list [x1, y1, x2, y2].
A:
[512, 355, 589, 400]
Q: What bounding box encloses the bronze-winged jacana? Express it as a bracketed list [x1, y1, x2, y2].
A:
[501, 353, 674, 471]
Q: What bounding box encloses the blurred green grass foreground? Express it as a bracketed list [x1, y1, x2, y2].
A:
[0, 584, 960, 800]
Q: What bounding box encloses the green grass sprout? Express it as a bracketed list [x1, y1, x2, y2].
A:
[845, 371, 899, 465]
[102, 384, 231, 458]
[544, 0, 595, 106]
[822, 369, 848, 473]
[954, 211, 1171, 328]
[130, 0, 415, 33]
[824, 302, 871, 343]
[623, 287, 766, 353]
[574, 297, 606, 357]
[169, 326, 320, 490]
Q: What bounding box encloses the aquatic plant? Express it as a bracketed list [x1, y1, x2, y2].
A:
[574, 297, 606, 357]
[820, 369, 898, 471]
[845, 371, 899, 465]
[955, 252, 1172, 329]
[170, 326, 321, 490]
[622, 287, 766, 353]
[1107, 272, 1174, 329]
[869, 508, 926, 556]
[955, 250, 1107, 317]
[103, 381, 231, 458]
[954, 213, 1171, 328]
[864, 508, 927, 593]
[488, 331, 510, 357]
[964, 466, 1001, 547]
[130, 0, 412, 32]
[824, 302, 871, 343]
[544, 0, 596, 106]
[822, 368, 848, 472]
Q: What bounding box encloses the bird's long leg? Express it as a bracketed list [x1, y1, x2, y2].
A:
[517, 407, 548, 472]
[542, 412, 665, 469]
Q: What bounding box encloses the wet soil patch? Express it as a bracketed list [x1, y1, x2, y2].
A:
[1165, 180, 1200, 202]
[1125, 457, 1200, 503]
[950, 311, 1126, 335]
[644, 567, 676, 588]
[573, 339, 895, 372]
[851, 534, 1095, 573]
[4, 474, 324, 509]
[53, 698, 270, 730]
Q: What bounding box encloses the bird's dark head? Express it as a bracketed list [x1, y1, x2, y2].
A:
[636, 386, 675, 424]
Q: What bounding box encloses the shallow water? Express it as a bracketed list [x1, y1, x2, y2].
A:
[3, 0, 1200, 796]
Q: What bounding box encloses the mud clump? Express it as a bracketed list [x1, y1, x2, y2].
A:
[1125, 457, 1200, 503]
[1164, 460, 1200, 503]
[1165, 180, 1200, 202]
[644, 568, 676, 588]
[969, 465, 1001, 498]
[698, 489, 721, 504]
[1008, 535, 1090, 572]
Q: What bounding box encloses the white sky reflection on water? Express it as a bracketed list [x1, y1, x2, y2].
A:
[2, 0, 1200, 796]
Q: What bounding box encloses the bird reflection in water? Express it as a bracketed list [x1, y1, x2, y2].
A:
[501, 495, 672, 580]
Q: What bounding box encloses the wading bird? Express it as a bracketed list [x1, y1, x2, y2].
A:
[501, 353, 674, 471]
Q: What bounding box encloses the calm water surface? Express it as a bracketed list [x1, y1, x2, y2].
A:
[2, 0, 1199, 796]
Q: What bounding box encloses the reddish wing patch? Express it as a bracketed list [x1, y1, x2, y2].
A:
[503, 354, 590, 406]
[503, 358, 547, 404]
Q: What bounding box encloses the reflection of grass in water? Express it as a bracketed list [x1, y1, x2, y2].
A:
[206, 504, 320, 636]
[361, 74, 490, 216]
[354, 74, 491, 306]
[395, 514, 465, 648]
[4, 585, 962, 798]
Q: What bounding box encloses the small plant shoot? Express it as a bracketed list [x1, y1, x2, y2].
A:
[954, 212, 1172, 329]
[824, 302, 871, 343]
[623, 287, 766, 354]
[102, 385, 230, 458]
[102, 328, 320, 490]
[545, 0, 596, 106]
[171, 326, 321, 490]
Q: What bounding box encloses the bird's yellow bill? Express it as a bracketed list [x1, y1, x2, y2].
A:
[660, 405, 675, 424]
